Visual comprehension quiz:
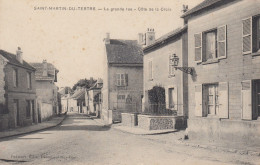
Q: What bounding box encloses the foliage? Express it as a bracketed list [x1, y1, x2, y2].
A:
[72, 78, 96, 90]
[148, 86, 165, 104]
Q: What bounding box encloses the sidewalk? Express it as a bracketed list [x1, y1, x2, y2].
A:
[0, 114, 66, 139]
[90, 116, 260, 157]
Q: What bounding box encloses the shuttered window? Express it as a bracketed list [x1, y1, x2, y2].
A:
[194, 33, 202, 62]
[241, 80, 252, 120]
[217, 25, 227, 59]
[148, 60, 153, 80]
[242, 17, 252, 54]
[218, 82, 229, 118]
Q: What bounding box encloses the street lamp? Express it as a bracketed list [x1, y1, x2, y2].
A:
[171, 53, 193, 75]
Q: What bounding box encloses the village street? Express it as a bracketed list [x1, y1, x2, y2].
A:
[0, 112, 259, 165]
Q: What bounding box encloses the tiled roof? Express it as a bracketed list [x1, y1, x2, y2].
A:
[181, 0, 223, 18]
[71, 89, 85, 100]
[0, 50, 35, 70]
[143, 25, 187, 53]
[30, 62, 58, 81]
[105, 39, 143, 64]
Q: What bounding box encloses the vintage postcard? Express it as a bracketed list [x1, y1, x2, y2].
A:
[0, 0, 260, 164]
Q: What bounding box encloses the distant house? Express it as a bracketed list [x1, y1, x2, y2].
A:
[59, 87, 72, 113]
[85, 78, 103, 117]
[102, 33, 143, 123]
[30, 60, 59, 122]
[69, 87, 86, 113]
[182, 0, 260, 145]
[0, 47, 37, 130]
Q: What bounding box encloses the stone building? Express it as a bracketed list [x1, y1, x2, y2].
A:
[30, 60, 59, 122]
[85, 78, 103, 117]
[0, 48, 37, 130]
[101, 33, 143, 123]
[141, 26, 188, 130]
[182, 0, 260, 146]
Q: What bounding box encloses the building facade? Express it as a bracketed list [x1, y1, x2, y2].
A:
[102, 34, 143, 123]
[183, 0, 260, 145]
[0, 48, 37, 130]
[30, 60, 59, 122]
[143, 27, 188, 118]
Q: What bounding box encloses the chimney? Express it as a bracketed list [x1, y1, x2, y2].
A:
[97, 78, 103, 88]
[145, 28, 155, 46]
[138, 33, 146, 45]
[182, 5, 188, 13]
[42, 59, 48, 77]
[16, 47, 23, 64]
[104, 33, 110, 44]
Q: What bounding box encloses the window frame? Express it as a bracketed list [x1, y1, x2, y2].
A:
[13, 68, 18, 88]
[148, 59, 153, 81]
[204, 29, 218, 61]
[27, 72, 32, 89]
[116, 73, 126, 86]
[204, 83, 219, 116]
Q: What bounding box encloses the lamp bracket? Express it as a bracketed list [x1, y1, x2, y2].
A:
[175, 67, 193, 75]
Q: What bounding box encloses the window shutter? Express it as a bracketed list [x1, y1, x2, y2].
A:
[174, 87, 178, 111]
[114, 74, 118, 86]
[217, 25, 227, 59]
[125, 74, 128, 86]
[194, 33, 202, 62]
[242, 17, 252, 54]
[195, 84, 203, 116]
[218, 82, 229, 118]
[241, 80, 252, 120]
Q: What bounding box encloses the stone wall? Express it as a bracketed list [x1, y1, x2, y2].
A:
[40, 102, 53, 121]
[138, 115, 184, 130]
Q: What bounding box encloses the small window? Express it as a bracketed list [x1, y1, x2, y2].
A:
[205, 30, 217, 60]
[148, 60, 153, 80]
[13, 69, 18, 87]
[254, 16, 260, 52]
[116, 73, 126, 86]
[205, 84, 219, 116]
[26, 100, 31, 118]
[169, 55, 175, 76]
[117, 95, 125, 101]
[27, 72, 32, 89]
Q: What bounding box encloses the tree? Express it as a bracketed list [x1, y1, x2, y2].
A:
[72, 78, 96, 90]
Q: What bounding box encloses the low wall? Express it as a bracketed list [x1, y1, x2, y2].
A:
[121, 113, 138, 127]
[138, 115, 184, 130]
[188, 118, 260, 147]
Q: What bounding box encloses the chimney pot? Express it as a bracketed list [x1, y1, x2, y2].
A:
[16, 47, 23, 64]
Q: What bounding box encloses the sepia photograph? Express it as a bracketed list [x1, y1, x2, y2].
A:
[0, 0, 260, 164]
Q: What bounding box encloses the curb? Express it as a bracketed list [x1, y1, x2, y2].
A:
[112, 126, 178, 135]
[177, 140, 260, 157]
[0, 115, 67, 140]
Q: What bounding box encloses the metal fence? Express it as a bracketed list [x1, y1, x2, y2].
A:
[142, 104, 178, 116]
[111, 102, 138, 113]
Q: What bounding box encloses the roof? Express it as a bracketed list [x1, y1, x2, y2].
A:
[71, 88, 85, 100]
[87, 82, 103, 91]
[105, 39, 143, 64]
[30, 62, 58, 81]
[181, 0, 223, 18]
[143, 25, 187, 54]
[0, 50, 35, 70]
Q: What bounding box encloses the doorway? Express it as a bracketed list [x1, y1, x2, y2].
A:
[13, 99, 19, 127]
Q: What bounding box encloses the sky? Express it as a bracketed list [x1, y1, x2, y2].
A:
[0, 0, 203, 88]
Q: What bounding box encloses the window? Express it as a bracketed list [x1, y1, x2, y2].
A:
[26, 100, 31, 118]
[13, 69, 18, 87]
[195, 82, 228, 118]
[148, 60, 153, 80]
[243, 16, 260, 54]
[205, 30, 217, 60]
[205, 84, 219, 115]
[0, 96, 8, 114]
[242, 79, 260, 120]
[168, 88, 177, 110]
[27, 72, 32, 89]
[194, 25, 227, 62]
[116, 73, 128, 86]
[117, 95, 125, 102]
[169, 55, 175, 76]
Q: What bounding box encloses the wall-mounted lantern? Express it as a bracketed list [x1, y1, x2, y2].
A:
[171, 53, 193, 75]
